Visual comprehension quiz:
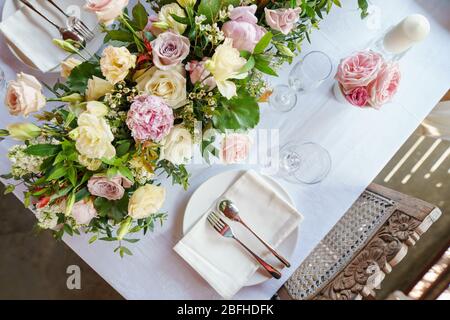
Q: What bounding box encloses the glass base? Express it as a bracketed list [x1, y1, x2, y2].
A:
[269, 85, 297, 113]
[279, 142, 332, 184]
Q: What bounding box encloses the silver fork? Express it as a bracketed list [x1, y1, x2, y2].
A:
[207, 211, 282, 279]
[47, 0, 95, 41]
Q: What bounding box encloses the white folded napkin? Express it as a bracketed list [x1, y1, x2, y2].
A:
[174, 170, 303, 299]
[0, 0, 97, 72]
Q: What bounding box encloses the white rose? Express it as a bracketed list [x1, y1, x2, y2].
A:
[158, 3, 187, 34]
[205, 38, 247, 99]
[5, 72, 46, 116]
[100, 46, 136, 84]
[128, 184, 166, 219]
[160, 126, 193, 165]
[135, 67, 187, 108]
[74, 102, 115, 160]
[85, 76, 114, 101]
[60, 58, 82, 78]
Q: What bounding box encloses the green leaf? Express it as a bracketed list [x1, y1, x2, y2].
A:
[66, 61, 102, 94]
[105, 30, 134, 42]
[132, 1, 149, 30]
[24, 144, 61, 156]
[240, 56, 255, 73]
[118, 166, 134, 184]
[94, 195, 129, 222]
[170, 14, 189, 25]
[123, 238, 140, 243]
[253, 32, 273, 55]
[64, 224, 73, 236]
[254, 56, 278, 76]
[198, 0, 221, 23]
[49, 186, 73, 202]
[88, 235, 98, 244]
[116, 141, 131, 157]
[99, 237, 118, 242]
[67, 167, 77, 187]
[75, 187, 90, 202]
[212, 91, 260, 131]
[120, 246, 133, 257]
[47, 165, 67, 181]
[4, 184, 15, 195]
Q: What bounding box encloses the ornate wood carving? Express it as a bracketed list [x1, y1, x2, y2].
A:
[314, 211, 423, 300]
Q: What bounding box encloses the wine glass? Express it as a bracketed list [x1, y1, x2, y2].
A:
[268, 141, 332, 184]
[269, 51, 333, 112]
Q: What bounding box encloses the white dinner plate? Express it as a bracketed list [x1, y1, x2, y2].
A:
[183, 169, 299, 286]
[1, 0, 103, 73]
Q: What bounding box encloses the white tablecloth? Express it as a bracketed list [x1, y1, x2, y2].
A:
[1, 0, 449, 299]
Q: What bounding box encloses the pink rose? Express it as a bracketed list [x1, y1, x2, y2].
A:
[344, 86, 369, 107]
[222, 21, 266, 52]
[145, 14, 163, 36]
[87, 174, 132, 201]
[151, 31, 190, 70]
[85, 0, 129, 25]
[71, 199, 97, 225]
[223, 5, 266, 52]
[368, 62, 401, 109]
[336, 51, 384, 93]
[126, 94, 174, 141]
[229, 5, 258, 24]
[185, 58, 216, 89]
[220, 133, 251, 164]
[264, 7, 301, 35]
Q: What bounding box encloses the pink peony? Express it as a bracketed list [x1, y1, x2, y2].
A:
[71, 199, 97, 225]
[344, 86, 369, 107]
[264, 7, 301, 35]
[336, 50, 384, 93]
[222, 21, 266, 52]
[126, 94, 174, 141]
[151, 31, 190, 70]
[229, 5, 258, 24]
[367, 62, 401, 109]
[220, 133, 251, 164]
[185, 58, 216, 89]
[87, 175, 132, 201]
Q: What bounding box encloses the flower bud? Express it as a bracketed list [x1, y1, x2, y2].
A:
[7, 123, 41, 141]
[61, 93, 84, 103]
[117, 216, 132, 240]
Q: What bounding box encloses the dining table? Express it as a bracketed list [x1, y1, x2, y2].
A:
[0, 0, 449, 300]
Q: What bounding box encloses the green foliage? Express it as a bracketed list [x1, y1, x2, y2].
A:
[66, 61, 102, 94]
[213, 91, 260, 131]
[24, 144, 61, 157]
[158, 160, 190, 190]
[132, 1, 149, 30]
[94, 194, 130, 222]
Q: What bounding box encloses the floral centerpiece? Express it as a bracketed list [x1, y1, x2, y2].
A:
[0, 0, 366, 256]
[334, 50, 401, 109]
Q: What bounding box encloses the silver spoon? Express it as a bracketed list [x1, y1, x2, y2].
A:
[218, 199, 291, 268]
[19, 0, 85, 45]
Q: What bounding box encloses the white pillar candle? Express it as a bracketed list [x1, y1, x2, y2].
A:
[383, 14, 430, 54]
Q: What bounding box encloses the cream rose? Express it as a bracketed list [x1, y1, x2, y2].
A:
[85, 0, 129, 26]
[5, 72, 46, 116]
[160, 126, 193, 165]
[100, 46, 137, 84]
[85, 76, 114, 101]
[135, 67, 187, 108]
[128, 184, 166, 219]
[205, 38, 247, 99]
[158, 3, 187, 34]
[61, 58, 82, 78]
[74, 102, 116, 160]
[78, 154, 102, 171]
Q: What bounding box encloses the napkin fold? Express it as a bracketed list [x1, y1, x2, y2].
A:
[174, 170, 303, 299]
[0, 0, 96, 72]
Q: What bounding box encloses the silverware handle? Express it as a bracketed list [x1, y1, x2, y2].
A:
[240, 220, 291, 268]
[19, 0, 60, 30]
[47, 0, 68, 17]
[233, 237, 282, 279]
